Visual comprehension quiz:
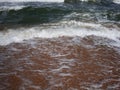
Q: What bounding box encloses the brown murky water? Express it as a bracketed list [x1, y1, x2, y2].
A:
[0, 36, 120, 90]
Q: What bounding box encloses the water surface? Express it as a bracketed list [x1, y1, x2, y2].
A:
[0, 1, 120, 90]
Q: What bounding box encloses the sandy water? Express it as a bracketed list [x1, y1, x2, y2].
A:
[0, 20, 120, 90]
[0, 1, 120, 90]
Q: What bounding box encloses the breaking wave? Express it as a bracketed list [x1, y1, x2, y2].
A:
[0, 1, 120, 90]
[0, 20, 120, 46]
[0, 0, 64, 3]
[0, 2, 120, 24]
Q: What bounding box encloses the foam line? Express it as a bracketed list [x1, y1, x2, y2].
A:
[0, 0, 64, 2]
[0, 21, 120, 45]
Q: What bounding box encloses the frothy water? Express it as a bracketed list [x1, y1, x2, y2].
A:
[0, 0, 64, 11]
[0, 0, 120, 4]
[0, 5, 26, 11]
[114, 0, 120, 4]
[0, 1, 120, 90]
[0, 0, 64, 2]
[0, 21, 120, 46]
[0, 32, 120, 90]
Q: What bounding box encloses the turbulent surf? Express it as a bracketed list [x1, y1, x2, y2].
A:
[0, 0, 120, 90]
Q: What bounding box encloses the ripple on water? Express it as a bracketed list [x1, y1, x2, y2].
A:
[0, 36, 120, 90]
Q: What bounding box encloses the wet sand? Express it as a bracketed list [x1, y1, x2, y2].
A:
[0, 36, 120, 90]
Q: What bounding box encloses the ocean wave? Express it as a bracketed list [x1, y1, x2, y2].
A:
[0, 0, 64, 3]
[0, 6, 26, 11]
[0, 2, 120, 24]
[0, 20, 120, 46]
[0, 7, 120, 25]
[0, 6, 71, 24]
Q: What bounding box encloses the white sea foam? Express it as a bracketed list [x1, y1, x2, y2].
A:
[0, 0, 64, 3]
[114, 0, 120, 4]
[0, 6, 26, 11]
[0, 0, 64, 11]
[51, 65, 70, 72]
[59, 73, 72, 76]
[0, 0, 119, 4]
[0, 21, 120, 46]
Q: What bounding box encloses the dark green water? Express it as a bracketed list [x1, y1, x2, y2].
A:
[0, 2, 120, 25]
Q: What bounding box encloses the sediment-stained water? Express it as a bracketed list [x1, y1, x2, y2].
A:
[0, 36, 120, 90]
[0, 1, 120, 90]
